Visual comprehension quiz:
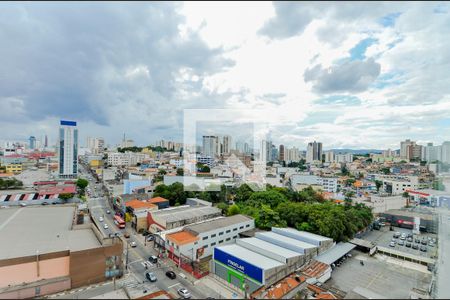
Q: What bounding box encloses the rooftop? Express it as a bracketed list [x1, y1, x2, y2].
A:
[151, 205, 221, 223]
[315, 242, 356, 265]
[300, 260, 331, 278]
[125, 199, 157, 210]
[0, 206, 101, 260]
[273, 227, 332, 243]
[215, 244, 284, 271]
[166, 231, 199, 246]
[237, 237, 301, 260]
[149, 196, 169, 203]
[185, 214, 253, 235]
[256, 231, 317, 252]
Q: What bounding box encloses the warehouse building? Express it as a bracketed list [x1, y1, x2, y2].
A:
[213, 227, 334, 294]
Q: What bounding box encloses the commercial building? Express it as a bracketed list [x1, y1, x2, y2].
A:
[380, 208, 437, 233]
[148, 196, 170, 209]
[0, 184, 76, 203]
[279, 145, 285, 161]
[0, 206, 123, 299]
[290, 174, 338, 192]
[213, 227, 333, 294]
[58, 120, 78, 179]
[147, 205, 221, 233]
[5, 163, 22, 174]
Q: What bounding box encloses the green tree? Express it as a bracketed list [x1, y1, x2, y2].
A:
[235, 184, 255, 202]
[381, 167, 391, 175]
[59, 193, 74, 202]
[255, 204, 287, 230]
[247, 190, 288, 208]
[76, 178, 89, 190]
[341, 165, 350, 176]
[216, 202, 229, 214]
[176, 168, 184, 176]
[227, 204, 241, 216]
[158, 169, 167, 175]
[375, 180, 383, 192]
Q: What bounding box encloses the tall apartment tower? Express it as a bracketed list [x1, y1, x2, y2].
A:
[222, 135, 232, 154]
[44, 135, 48, 148]
[279, 145, 285, 161]
[29, 136, 36, 150]
[58, 120, 78, 178]
[306, 141, 323, 163]
[202, 135, 219, 157]
[400, 139, 414, 159]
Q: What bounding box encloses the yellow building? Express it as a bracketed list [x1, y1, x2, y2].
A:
[5, 164, 22, 174]
[89, 159, 101, 169]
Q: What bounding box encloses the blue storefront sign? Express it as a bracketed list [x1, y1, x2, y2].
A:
[214, 248, 263, 283]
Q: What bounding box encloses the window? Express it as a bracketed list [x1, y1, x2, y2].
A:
[226, 237, 231, 241]
[204, 244, 208, 248]
[245, 224, 250, 228]
[203, 236, 208, 240]
[211, 242, 216, 247]
[219, 240, 224, 244]
[233, 235, 238, 239]
[211, 234, 216, 238]
[219, 232, 224, 236]
[233, 228, 237, 231]
[239, 226, 244, 229]
[226, 230, 231, 233]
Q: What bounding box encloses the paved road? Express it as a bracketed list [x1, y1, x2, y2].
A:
[436, 207, 450, 299]
[79, 163, 217, 299]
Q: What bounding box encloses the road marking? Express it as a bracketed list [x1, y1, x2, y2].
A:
[168, 283, 181, 289]
[128, 258, 143, 265]
[0, 208, 23, 231]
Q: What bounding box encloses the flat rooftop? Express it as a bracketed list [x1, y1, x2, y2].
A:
[274, 227, 332, 242]
[256, 232, 317, 250]
[215, 244, 284, 271]
[185, 214, 253, 234]
[0, 206, 101, 260]
[151, 205, 221, 223]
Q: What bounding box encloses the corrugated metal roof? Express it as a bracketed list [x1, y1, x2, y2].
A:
[315, 242, 355, 265]
[256, 231, 317, 252]
[273, 227, 332, 242]
[237, 237, 301, 259]
[215, 244, 284, 270]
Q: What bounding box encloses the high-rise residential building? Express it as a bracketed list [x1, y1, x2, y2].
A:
[400, 139, 415, 159]
[202, 135, 219, 157]
[222, 135, 232, 154]
[441, 141, 450, 164]
[406, 143, 422, 161]
[422, 143, 441, 162]
[29, 136, 36, 150]
[58, 120, 78, 178]
[306, 141, 322, 163]
[382, 148, 396, 157]
[335, 153, 353, 163]
[44, 135, 48, 148]
[271, 144, 278, 161]
[285, 146, 300, 162]
[324, 151, 334, 163]
[260, 140, 272, 162]
[279, 145, 285, 161]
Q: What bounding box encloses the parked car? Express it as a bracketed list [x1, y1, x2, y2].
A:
[429, 242, 435, 247]
[393, 232, 401, 238]
[398, 240, 405, 246]
[19, 202, 27, 207]
[147, 235, 155, 241]
[99, 216, 104, 222]
[415, 238, 420, 243]
[406, 242, 412, 248]
[106, 210, 111, 214]
[407, 237, 413, 242]
[421, 239, 427, 245]
[130, 241, 137, 248]
[166, 271, 176, 279]
[389, 241, 396, 247]
[407, 233, 413, 238]
[420, 246, 427, 252]
[178, 288, 192, 299]
[400, 235, 406, 240]
[149, 255, 158, 264]
[103, 223, 109, 229]
[124, 233, 130, 238]
[145, 272, 157, 282]
[412, 244, 419, 250]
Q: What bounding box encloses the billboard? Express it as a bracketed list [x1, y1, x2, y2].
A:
[214, 248, 263, 283]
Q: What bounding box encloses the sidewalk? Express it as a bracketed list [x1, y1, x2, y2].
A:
[195, 275, 244, 299]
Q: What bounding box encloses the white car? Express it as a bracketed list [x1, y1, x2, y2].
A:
[99, 217, 104, 222]
[130, 241, 137, 248]
[19, 202, 27, 207]
[103, 223, 109, 229]
[177, 288, 191, 299]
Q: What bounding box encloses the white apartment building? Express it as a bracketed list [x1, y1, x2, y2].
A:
[290, 174, 337, 192]
[324, 151, 334, 163]
[164, 215, 255, 262]
[306, 141, 322, 163]
[202, 136, 219, 157]
[317, 177, 338, 192]
[378, 176, 420, 195]
[107, 152, 149, 166]
[335, 153, 353, 163]
[58, 120, 78, 178]
[169, 158, 184, 168]
[285, 146, 300, 162]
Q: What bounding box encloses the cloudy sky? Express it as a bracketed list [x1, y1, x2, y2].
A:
[1, 1, 449, 150]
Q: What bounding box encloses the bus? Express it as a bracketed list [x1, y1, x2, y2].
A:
[113, 215, 126, 229]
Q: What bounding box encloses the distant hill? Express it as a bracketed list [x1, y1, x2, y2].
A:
[329, 149, 385, 154]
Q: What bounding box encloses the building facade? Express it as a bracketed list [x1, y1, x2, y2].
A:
[58, 120, 78, 178]
[306, 141, 322, 163]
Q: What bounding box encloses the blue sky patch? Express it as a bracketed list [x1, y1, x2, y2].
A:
[371, 71, 405, 89]
[315, 95, 362, 106]
[379, 12, 402, 27]
[349, 38, 377, 61]
[433, 3, 448, 14]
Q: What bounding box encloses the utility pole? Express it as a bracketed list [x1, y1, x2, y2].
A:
[125, 241, 129, 270]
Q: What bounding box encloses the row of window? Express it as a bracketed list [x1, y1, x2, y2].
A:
[202, 224, 251, 240]
[203, 236, 238, 248]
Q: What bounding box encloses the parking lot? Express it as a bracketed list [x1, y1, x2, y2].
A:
[361, 226, 437, 259]
[327, 250, 432, 299]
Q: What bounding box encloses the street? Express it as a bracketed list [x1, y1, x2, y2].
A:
[436, 207, 450, 299]
[79, 164, 219, 299]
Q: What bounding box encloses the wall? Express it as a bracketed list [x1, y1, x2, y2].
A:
[0, 277, 71, 299]
[0, 252, 70, 288]
[69, 241, 123, 288]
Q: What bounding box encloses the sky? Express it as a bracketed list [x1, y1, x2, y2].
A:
[1, 1, 450, 150]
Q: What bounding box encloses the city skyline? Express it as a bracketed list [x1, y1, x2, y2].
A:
[0, 2, 449, 148]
